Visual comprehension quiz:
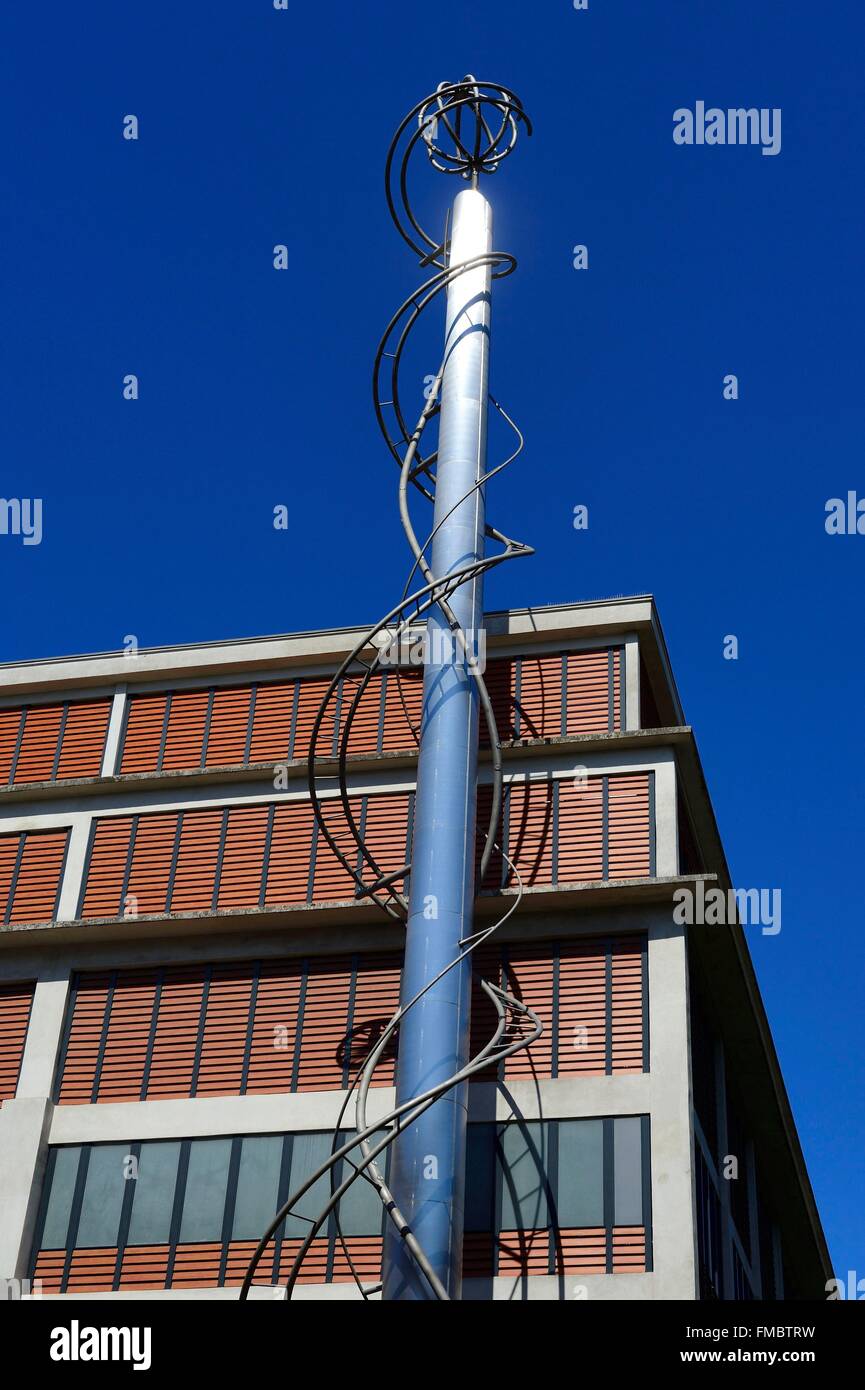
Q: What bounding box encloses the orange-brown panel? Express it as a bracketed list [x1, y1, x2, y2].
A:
[516, 653, 564, 740]
[145, 966, 206, 1099]
[65, 1247, 117, 1293]
[247, 683, 295, 763]
[161, 689, 209, 771]
[0, 981, 34, 1101]
[0, 706, 22, 784]
[195, 963, 255, 1096]
[244, 959, 302, 1093]
[117, 1244, 170, 1291]
[119, 693, 168, 774]
[463, 1231, 496, 1278]
[12, 704, 63, 783]
[341, 671, 384, 758]
[96, 971, 159, 1103]
[79, 817, 133, 919]
[170, 1242, 222, 1288]
[215, 804, 269, 909]
[330, 1235, 383, 1283]
[506, 779, 555, 886]
[168, 809, 222, 913]
[223, 1238, 277, 1287]
[468, 945, 502, 1083]
[357, 791, 409, 900]
[557, 777, 604, 882]
[607, 772, 651, 878]
[474, 783, 504, 892]
[294, 956, 353, 1092]
[566, 648, 620, 735]
[7, 829, 68, 923]
[264, 801, 315, 906]
[274, 1236, 330, 1285]
[501, 944, 555, 1081]
[496, 1227, 552, 1276]
[555, 1226, 609, 1274]
[32, 1248, 67, 1295]
[205, 687, 252, 768]
[611, 942, 644, 1073]
[612, 1224, 646, 1272]
[344, 952, 401, 1086]
[125, 813, 177, 916]
[310, 798, 361, 904]
[56, 973, 112, 1104]
[379, 669, 423, 752]
[292, 677, 337, 761]
[480, 658, 518, 746]
[54, 699, 111, 780]
[0, 834, 21, 922]
[557, 943, 607, 1076]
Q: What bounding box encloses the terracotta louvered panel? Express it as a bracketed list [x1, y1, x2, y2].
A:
[358, 792, 409, 899]
[168, 809, 223, 913]
[161, 689, 209, 771]
[612, 1225, 646, 1272]
[480, 657, 518, 746]
[215, 804, 269, 909]
[56, 974, 112, 1104]
[54, 699, 111, 780]
[65, 1247, 118, 1293]
[516, 654, 565, 740]
[223, 1239, 276, 1287]
[0, 834, 21, 921]
[556, 1227, 608, 1274]
[468, 946, 502, 1082]
[474, 783, 504, 892]
[124, 813, 177, 916]
[194, 963, 255, 1096]
[330, 1236, 383, 1283]
[566, 648, 619, 735]
[607, 772, 651, 878]
[292, 676, 337, 761]
[505, 779, 555, 886]
[244, 958, 302, 1093]
[204, 686, 252, 768]
[344, 953, 401, 1086]
[118, 1244, 170, 1291]
[119, 693, 168, 774]
[7, 829, 68, 923]
[610, 942, 644, 1073]
[275, 1237, 330, 1284]
[501, 944, 555, 1081]
[80, 817, 133, 919]
[496, 1227, 551, 1276]
[264, 801, 315, 906]
[557, 943, 607, 1076]
[170, 1242, 222, 1288]
[311, 797, 361, 904]
[0, 706, 22, 784]
[379, 668, 423, 752]
[341, 671, 384, 758]
[294, 956, 353, 1091]
[32, 1249, 67, 1295]
[557, 777, 604, 882]
[95, 971, 159, 1103]
[0, 981, 34, 1100]
[247, 682, 295, 763]
[13, 704, 63, 783]
[145, 966, 206, 1099]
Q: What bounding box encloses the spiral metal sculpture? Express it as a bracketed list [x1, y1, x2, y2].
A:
[241, 78, 536, 1303]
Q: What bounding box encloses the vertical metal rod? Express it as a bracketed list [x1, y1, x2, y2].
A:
[382, 187, 493, 1300]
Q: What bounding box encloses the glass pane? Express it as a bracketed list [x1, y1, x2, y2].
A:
[127, 1142, 181, 1246]
[498, 1121, 548, 1232]
[556, 1120, 604, 1228]
[41, 1146, 81, 1250]
[613, 1116, 643, 1226]
[178, 1138, 232, 1243]
[285, 1132, 332, 1240]
[464, 1124, 496, 1233]
[335, 1130, 386, 1238]
[232, 1136, 284, 1241]
[76, 1144, 129, 1248]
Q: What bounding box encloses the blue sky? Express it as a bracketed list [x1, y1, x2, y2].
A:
[1, 1, 862, 1282]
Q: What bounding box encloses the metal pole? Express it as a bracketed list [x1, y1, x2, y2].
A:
[381, 187, 494, 1300]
